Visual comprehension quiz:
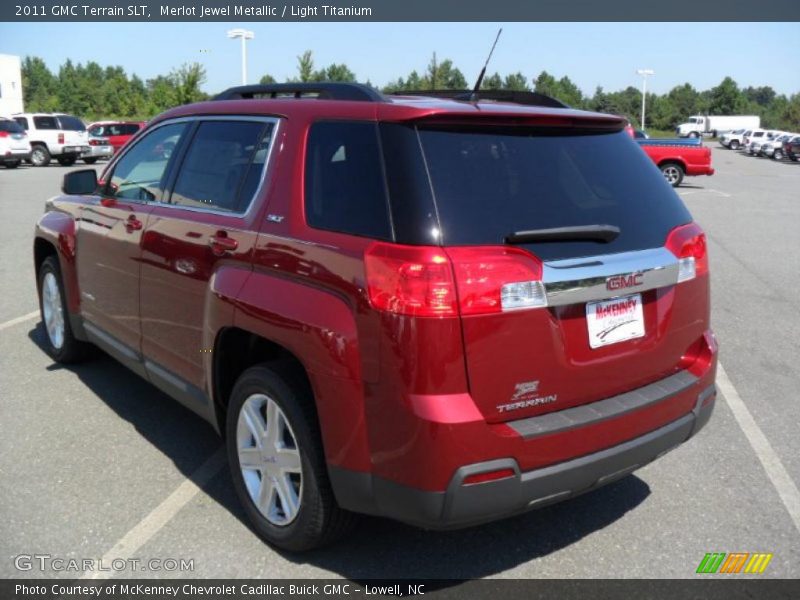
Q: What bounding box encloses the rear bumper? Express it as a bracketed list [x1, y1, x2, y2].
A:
[686, 165, 715, 176]
[332, 383, 716, 530]
[2, 150, 30, 163]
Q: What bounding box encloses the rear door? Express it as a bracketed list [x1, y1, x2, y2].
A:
[403, 124, 706, 423]
[139, 117, 278, 397]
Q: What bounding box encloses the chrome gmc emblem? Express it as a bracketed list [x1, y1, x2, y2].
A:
[606, 273, 643, 291]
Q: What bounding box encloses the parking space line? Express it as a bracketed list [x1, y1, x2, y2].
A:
[80, 447, 227, 580]
[0, 310, 39, 332]
[717, 362, 800, 535]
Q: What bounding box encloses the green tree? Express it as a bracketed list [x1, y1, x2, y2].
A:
[482, 72, 503, 90]
[21, 56, 58, 112]
[259, 74, 277, 84]
[503, 72, 529, 91]
[708, 77, 745, 114]
[318, 63, 356, 82]
[171, 63, 207, 106]
[296, 50, 315, 82]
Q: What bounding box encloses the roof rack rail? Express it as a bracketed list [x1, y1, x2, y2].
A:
[213, 83, 385, 102]
[390, 89, 569, 109]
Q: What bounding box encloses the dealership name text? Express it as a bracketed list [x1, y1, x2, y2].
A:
[16, 584, 420, 596]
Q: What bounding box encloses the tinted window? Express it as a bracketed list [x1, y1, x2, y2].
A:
[14, 117, 28, 130]
[170, 120, 272, 213]
[305, 121, 391, 239]
[121, 123, 141, 135]
[0, 120, 24, 133]
[411, 126, 691, 261]
[109, 123, 186, 202]
[33, 116, 57, 130]
[57, 115, 85, 131]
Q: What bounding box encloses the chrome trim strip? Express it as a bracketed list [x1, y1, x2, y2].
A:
[508, 369, 699, 440]
[542, 247, 679, 307]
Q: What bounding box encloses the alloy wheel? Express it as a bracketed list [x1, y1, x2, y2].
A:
[42, 272, 65, 350]
[236, 393, 303, 526]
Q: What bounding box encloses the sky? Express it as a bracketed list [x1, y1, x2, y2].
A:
[1, 22, 798, 96]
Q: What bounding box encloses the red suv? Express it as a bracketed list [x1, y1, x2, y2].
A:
[34, 84, 717, 551]
[87, 121, 146, 154]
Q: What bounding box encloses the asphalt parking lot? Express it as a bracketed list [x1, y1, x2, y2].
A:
[1, 149, 799, 580]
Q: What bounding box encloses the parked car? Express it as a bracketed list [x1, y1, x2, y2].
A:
[0, 117, 31, 168]
[633, 129, 649, 139]
[719, 128, 746, 150]
[34, 83, 717, 551]
[748, 131, 787, 156]
[625, 124, 715, 186]
[83, 131, 114, 164]
[741, 129, 766, 153]
[783, 136, 800, 162]
[760, 134, 797, 160]
[87, 121, 146, 154]
[12, 113, 89, 166]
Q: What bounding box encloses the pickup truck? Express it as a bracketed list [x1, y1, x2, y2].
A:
[625, 126, 715, 186]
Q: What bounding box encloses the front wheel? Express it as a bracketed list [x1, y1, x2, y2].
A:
[226, 364, 357, 551]
[38, 256, 89, 363]
[689, 132, 699, 138]
[730, 140, 740, 150]
[660, 163, 685, 187]
[773, 150, 784, 161]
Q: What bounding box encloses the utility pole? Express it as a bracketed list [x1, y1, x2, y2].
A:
[636, 69, 655, 130]
[227, 29, 255, 85]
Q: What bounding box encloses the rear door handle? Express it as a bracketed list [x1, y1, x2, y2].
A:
[208, 232, 238, 255]
[125, 215, 143, 232]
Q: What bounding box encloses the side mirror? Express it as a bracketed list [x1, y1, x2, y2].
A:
[62, 169, 98, 195]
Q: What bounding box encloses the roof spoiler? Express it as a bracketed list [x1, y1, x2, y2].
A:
[390, 89, 569, 109]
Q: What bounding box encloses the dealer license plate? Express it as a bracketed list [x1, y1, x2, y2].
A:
[586, 293, 645, 349]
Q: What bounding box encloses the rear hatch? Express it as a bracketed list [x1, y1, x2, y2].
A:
[57, 115, 89, 147]
[379, 119, 708, 423]
[0, 119, 29, 152]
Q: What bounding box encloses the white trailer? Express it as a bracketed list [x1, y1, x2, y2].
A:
[0, 55, 24, 116]
[676, 115, 760, 138]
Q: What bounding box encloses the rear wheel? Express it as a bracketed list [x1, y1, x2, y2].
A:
[226, 364, 357, 551]
[30, 145, 51, 167]
[660, 162, 684, 187]
[4, 160, 20, 169]
[37, 256, 89, 363]
[82, 157, 98, 164]
[57, 156, 77, 167]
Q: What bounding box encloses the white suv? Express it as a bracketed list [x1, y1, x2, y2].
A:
[719, 129, 746, 150]
[12, 113, 89, 167]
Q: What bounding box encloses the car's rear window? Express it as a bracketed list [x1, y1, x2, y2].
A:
[0, 120, 24, 133]
[382, 124, 691, 261]
[57, 116, 86, 131]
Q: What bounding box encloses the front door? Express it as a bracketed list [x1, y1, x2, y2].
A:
[76, 121, 190, 365]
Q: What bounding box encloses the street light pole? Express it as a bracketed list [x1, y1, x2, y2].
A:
[636, 69, 654, 131]
[227, 28, 255, 85]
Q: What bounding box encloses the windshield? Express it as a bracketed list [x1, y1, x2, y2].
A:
[58, 115, 86, 131]
[387, 125, 692, 261]
[688, 117, 699, 124]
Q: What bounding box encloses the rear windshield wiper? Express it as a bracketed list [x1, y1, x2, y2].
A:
[505, 225, 620, 244]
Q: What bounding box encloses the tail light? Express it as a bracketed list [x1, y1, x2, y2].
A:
[666, 223, 708, 282]
[89, 139, 99, 146]
[364, 242, 545, 318]
[58, 133, 65, 144]
[0, 131, 8, 138]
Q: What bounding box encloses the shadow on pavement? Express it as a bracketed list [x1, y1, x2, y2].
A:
[28, 321, 651, 580]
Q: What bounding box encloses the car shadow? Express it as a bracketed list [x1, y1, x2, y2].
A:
[28, 322, 651, 580]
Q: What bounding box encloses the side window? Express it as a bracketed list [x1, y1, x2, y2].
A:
[122, 124, 141, 135]
[33, 116, 57, 130]
[108, 123, 186, 202]
[14, 117, 28, 130]
[304, 121, 392, 240]
[170, 120, 272, 213]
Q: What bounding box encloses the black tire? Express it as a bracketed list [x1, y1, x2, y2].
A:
[772, 150, 784, 161]
[790, 156, 798, 162]
[730, 140, 740, 150]
[226, 363, 357, 551]
[660, 162, 685, 187]
[37, 256, 90, 363]
[689, 131, 699, 138]
[4, 160, 20, 169]
[30, 144, 51, 167]
[57, 156, 77, 167]
[83, 157, 98, 164]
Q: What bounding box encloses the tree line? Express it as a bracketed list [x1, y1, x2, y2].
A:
[20, 52, 800, 132]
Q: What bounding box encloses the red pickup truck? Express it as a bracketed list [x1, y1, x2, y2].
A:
[626, 126, 715, 187]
